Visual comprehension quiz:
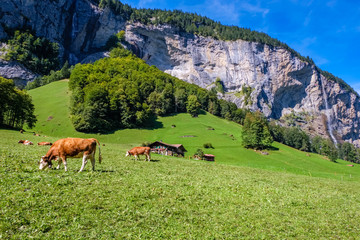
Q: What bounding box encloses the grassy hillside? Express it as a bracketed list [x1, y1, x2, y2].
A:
[1, 129, 360, 238]
[26, 80, 360, 181]
[1, 80, 360, 238]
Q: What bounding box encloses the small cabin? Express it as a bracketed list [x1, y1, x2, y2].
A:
[203, 154, 215, 161]
[149, 141, 187, 157]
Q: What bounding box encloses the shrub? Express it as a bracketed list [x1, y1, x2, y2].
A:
[194, 149, 204, 159]
[141, 141, 152, 147]
[203, 143, 214, 149]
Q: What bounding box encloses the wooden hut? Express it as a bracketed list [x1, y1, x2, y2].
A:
[203, 154, 215, 161]
[149, 141, 187, 157]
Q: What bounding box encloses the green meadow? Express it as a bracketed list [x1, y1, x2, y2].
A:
[27, 80, 360, 181]
[1, 80, 360, 238]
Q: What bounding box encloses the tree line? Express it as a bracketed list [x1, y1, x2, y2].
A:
[25, 61, 72, 90]
[2, 30, 60, 75]
[69, 46, 249, 132]
[241, 111, 360, 163]
[93, 0, 358, 97]
[0, 77, 36, 129]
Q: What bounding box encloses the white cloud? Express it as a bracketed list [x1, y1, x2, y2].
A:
[313, 55, 329, 66]
[301, 37, 317, 48]
[239, 2, 270, 18]
[304, 10, 312, 26]
[326, 0, 337, 8]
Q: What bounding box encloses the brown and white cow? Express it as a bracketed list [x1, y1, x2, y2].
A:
[39, 138, 102, 172]
[37, 142, 52, 146]
[18, 140, 33, 145]
[125, 146, 151, 161]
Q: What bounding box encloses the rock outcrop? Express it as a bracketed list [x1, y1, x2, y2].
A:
[0, 43, 38, 86]
[0, 0, 359, 145]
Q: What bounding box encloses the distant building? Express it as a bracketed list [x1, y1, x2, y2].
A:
[203, 154, 215, 161]
[149, 141, 187, 157]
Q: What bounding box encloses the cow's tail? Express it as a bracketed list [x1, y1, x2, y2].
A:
[94, 139, 102, 164]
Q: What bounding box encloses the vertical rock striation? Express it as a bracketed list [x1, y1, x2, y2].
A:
[124, 23, 360, 146]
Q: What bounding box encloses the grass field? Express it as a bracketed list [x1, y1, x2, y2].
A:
[1, 129, 360, 239]
[1, 80, 360, 238]
[26, 80, 360, 181]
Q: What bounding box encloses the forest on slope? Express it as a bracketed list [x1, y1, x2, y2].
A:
[93, 0, 357, 95]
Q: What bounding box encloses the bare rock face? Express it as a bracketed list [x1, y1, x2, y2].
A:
[0, 0, 125, 63]
[0, 44, 38, 86]
[0, 59, 38, 86]
[125, 23, 360, 146]
[0, 0, 359, 145]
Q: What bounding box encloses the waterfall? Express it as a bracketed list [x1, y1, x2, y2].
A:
[71, 12, 78, 40]
[69, 8, 78, 65]
[320, 77, 337, 145]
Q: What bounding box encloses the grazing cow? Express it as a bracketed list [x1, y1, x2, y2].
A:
[39, 138, 102, 172]
[18, 140, 33, 145]
[125, 146, 151, 161]
[37, 142, 52, 146]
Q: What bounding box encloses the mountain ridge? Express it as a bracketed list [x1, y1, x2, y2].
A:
[0, 0, 359, 146]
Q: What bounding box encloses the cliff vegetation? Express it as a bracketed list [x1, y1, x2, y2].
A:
[94, 0, 358, 96]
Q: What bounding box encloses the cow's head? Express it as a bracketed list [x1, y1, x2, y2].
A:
[125, 151, 130, 157]
[39, 156, 52, 170]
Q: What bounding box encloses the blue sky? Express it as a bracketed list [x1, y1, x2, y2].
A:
[120, 0, 360, 93]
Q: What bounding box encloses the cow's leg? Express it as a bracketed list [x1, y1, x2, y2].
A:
[79, 154, 88, 172]
[56, 160, 62, 170]
[60, 156, 68, 172]
[135, 154, 138, 161]
[90, 153, 95, 171]
[147, 153, 151, 161]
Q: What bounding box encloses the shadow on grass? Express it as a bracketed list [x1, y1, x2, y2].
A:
[48, 169, 115, 173]
[267, 146, 280, 151]
[84, 115, 165, 135]
[94, 169, 116, 173]
[130, 159, 160, 162]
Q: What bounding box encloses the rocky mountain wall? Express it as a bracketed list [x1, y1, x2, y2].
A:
[0, 0, 359, 145]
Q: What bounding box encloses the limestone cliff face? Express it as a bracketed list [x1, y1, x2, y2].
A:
[0, 0, 359, 145]
[0, 0, 124, 63]
[124, 23, 360, 146]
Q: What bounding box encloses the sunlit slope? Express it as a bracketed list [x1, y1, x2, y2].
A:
[27, 80, 360, 180]
[1, 129, 360, 238]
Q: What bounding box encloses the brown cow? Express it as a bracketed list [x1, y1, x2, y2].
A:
[125, 146, 151, 161]
[18, 140, 33, 145]
[39, 138, 102, 172]
[37, 142, 52, 146]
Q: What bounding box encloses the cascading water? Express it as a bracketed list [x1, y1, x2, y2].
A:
[71, 12, 78, 40]
[320, 77, 337, 145]
[69, 12, 78, 65]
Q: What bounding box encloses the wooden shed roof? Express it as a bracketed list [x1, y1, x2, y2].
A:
[204, 154, 215, 157]
[149, 141, 187, 152]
